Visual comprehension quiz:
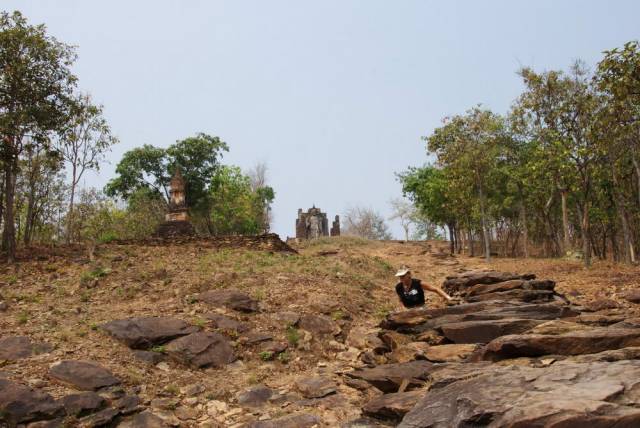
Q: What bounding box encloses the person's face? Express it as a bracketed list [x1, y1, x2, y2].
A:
[401, 272, 412, 286]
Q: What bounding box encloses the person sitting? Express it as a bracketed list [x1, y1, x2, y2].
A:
[394, 265, 452, 309]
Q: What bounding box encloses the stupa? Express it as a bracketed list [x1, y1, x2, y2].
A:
[155, 169, 195, 237]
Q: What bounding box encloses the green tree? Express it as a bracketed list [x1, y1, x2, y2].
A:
[0, 11, 77, 260]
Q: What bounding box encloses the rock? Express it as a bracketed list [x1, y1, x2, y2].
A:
[205, 313, 249, 333]
[242, 331, 273, 345]
[117, 410, 169, 427]
[576, 313, 626, 326]
[48, 360, 120, 391]
[198, 289, 259, 312]
[25, 419, 64, 428]
[165, 332, 236, 368]
[476, 328, 640, 362]
[441, 318, 544, 344]
[61, 392, 106, 417]
[257, 341, 288, 354]
[180, 384, 205, 396]
[132, 350, 165, 365]
[465, 279, 555, 297]
[337, 347, 362, 362]
[623, 290, 640, 304]
[389, 342, 430, 364]
[345, 361, 433, 393]
[113, 395, 142, 415]
[585, 298, 620, 312]
[295, 377, 336, 398]
[341, 417, 389, 427]
[526, 319, 591, 335]
[362, 390, 424, 420]
[464, 288, 555, 304]
[273, 311, 301, 326]
[78, 407, 119, 427]
[174, 405, 198, 420]
[237, 385, 273, 407]
[0, 379, 64, 425]
[421, 344, 478, 363]
[100, 317, 199, 349]
[0, 336, 53, 360]
[398, 360, 640, 428]
[245, 413, 322, 428]
[298, 314, 339, 337]
[379, 331, 411, 351]
[414, 329, 445, 345]
[442, 270, 535, 295]
[205, 400, 228, 417]
[0, 301, 8, 311]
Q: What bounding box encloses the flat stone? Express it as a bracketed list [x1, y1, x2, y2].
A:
[205, 313, 249, 333]
[441, 318, 544, 344]
[442, 270, 535, 294]
[362, 390, 424, 421]
[464, 289, 555, 304]
[78, 407, 119, 427]
[48, 360, 120, 391]
[237, 385, 274, 407]
[100, 317, 199, 349]
[341, 417, 389, 427]
[245, 413, 322, 428]
[526, 320, 591, 335]
[117, 410, 169, 427]
[0, 379, 64, 425]
[398, 360, 640, 428]
[257, 341, 288, 354]
[113, 394, 142, 415]
[61, 392, 106, 417]
[623, 290, 640, 304]
[421, 344, 479, 363]
[273, 311, 301, 326]
[0, 336, 53, 360]
[198, 289, 259, 312]
[298, 314, 339, 336]
[242, 331, 273, 345]
[345, 361, 434, 393]
[476, 328, 640, 362]
[295, 377, 336, 398]
[585, 298, 621, 312]
[165, 332, 236, 368]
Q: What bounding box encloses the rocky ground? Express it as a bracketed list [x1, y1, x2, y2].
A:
[1, 236, 640, 427]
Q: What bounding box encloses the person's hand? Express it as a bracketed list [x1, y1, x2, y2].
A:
[445, 296, 461, 306]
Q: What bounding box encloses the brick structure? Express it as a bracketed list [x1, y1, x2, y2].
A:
[156, 169, 195, 237]
[295, 206, 340, 239]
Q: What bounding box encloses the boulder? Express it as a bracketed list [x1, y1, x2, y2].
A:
[476, 328, 640, 362]
[421, 344, 479, 363]
[623, 290, 640, 304]
[0, 336, 53, 361]
[398, 360, 640, 428]
[298, 314, 339, 337]
[362, 390, 424, 421]
[100, 317, 199, 349]
[48, 360, 120, 391]
[441, 318, 544, 344]
[0, 379, 64, 425]
[585, 298, 621, 312]
[205, 313, 249, 333]
[464, 288, 555, 303]
[61, 392, 106, 417]
[237, 385, 274, 407]
[465, 279, 555, 297]
[198, 289, 259, 312]
[165, 332, 236, 368]
[131, 350, 165, 365]
[345, 361, 434, 393]
[442, 270, 535, 295]
[78, 407, 119, 427]
[295, 377, 336, 399]
[273, 311, 301, 326]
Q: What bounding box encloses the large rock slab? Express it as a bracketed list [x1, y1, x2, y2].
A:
[165, 332, 236, 368]
[345, 361, 434, 393]
[442, 270, 535, 295]
[421, 344, 479, 363]
[100, 317, 199, 349]
[475, 328, 640, 362]
[48, 360, 120, 391]
[465, 279, 555, 297]
[0, 379, 64, 425]
[295, 377, 336, 399]
[298, 314, 340, 336]
[398, 360, 640, 428]
[464, 288, 555, 304]
[205, 313, 249, 333]
[362, 390, 424, 421]
[117, 410, 169, 427]
[441, 318, 544, 344]
[198, 289, 259, 312]
[246, 413, 322, 428]
[0, 336, 53, 361]
[61, 392, 106, 417]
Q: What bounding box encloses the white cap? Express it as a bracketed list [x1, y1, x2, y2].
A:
[395, 266, 410, 277]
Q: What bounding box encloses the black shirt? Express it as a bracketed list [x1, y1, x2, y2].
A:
[395, 279, 425, 308]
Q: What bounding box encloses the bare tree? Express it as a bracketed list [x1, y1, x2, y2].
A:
[343, 206, 392, 240]
[248, 161, 268, 191]
[57, 93, 117, 241]
[246, 162, 274, 232]
[389, 198, 416, 241]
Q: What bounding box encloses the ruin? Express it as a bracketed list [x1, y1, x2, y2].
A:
[295, 206, 340, 240]
[155, 169, 196, 237]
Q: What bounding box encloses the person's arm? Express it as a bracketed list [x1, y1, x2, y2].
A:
[422, 282, 452, 301]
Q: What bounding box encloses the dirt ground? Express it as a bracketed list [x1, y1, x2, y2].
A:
[1, 236, 639, 426]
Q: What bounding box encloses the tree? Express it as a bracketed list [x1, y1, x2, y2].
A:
[209, 165, 262, 235]
[247, 162, 275, 232]
[342, 206, 392, 240]
[389, 198, 416, 241]
[0, 11, 77, 261]
[57, 93, 117, 241]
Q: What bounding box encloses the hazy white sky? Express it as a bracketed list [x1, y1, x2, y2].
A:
[5, 1, 639, 238]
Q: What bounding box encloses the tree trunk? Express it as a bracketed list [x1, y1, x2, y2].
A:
[519, 202, 529, 258]
[611, 167, 635, 264]
[468, 229, 474, 257]
[477, 185, 491, 262]
[580, 201, 591, 267]
[2, 157, 17, 262]
[67, 164, 77, 243]
[447, 223, 454, 255]
[632, 150, 640, 208]
[560, 189, 571, 254]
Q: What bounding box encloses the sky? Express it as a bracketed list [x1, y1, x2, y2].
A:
[4, 1, 640, 238]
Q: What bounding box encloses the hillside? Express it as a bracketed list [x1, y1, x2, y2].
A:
[2, 236, 640, 427]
